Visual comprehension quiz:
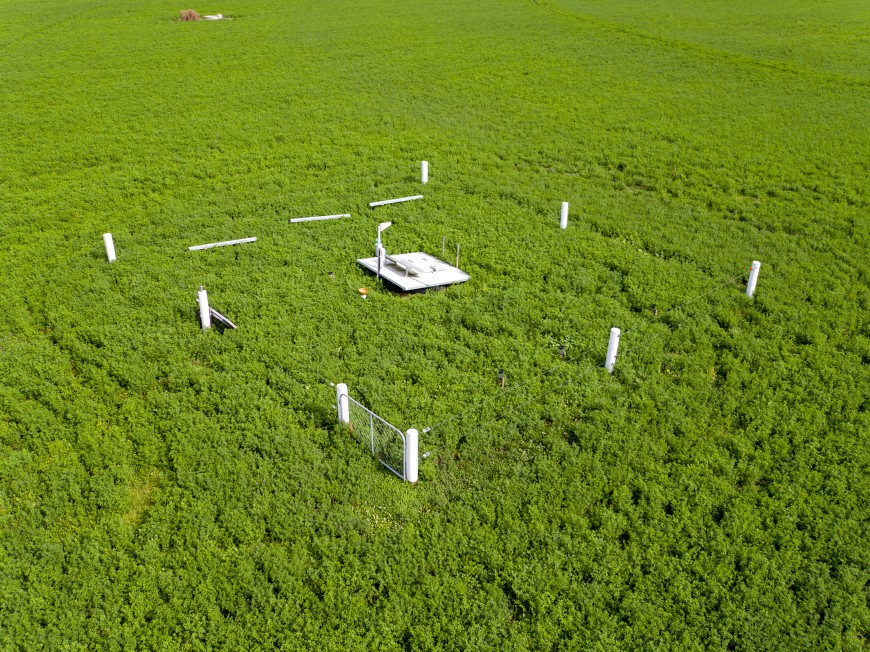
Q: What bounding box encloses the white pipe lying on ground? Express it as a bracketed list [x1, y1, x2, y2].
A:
[289, 214, 351, 223]
[188, 237, 257, 251]
[368, 195, 423, 208]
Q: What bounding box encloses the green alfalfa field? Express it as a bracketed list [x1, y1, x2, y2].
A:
[1, 0, 868, 648]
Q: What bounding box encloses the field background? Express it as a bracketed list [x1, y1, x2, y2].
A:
[1, 0, 868, 649]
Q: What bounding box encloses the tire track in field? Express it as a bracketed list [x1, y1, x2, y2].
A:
[0, 0, 109, 60]
[533, 0, 870, 90]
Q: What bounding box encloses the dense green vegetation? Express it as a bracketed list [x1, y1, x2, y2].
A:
[1, 0, 868, 648]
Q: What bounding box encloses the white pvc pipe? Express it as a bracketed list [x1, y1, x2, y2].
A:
[197, 286, 211, 330]
[421, 161, 429, 184]
[336, 383, 349, 424]
[103, 233, 116, 262]
[289, 214, 350, 223]
[368, 195, 423, 208]
[404, 428, 419, 483]
[376, 221, 391, 270]
[188, 237, 257, 251]
[605, 327, 620, 373]
[747, 261, 761, 297]
[560, 202, 569, 230]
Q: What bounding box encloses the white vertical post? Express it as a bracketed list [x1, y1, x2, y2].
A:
[197, 286, 211, 330]
[404, 428, 419, 483]
[605, 327, 621, 373]
[746, 261, 761, 298]
[455, 242, 460, 268]
[560, 202, 569, 230]
[421, 160, 429, 184]
[336, 383, 349, 424]
[103, 233, 116, 262]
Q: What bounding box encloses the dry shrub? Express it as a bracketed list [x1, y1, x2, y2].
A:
[178, 9, 201, 21]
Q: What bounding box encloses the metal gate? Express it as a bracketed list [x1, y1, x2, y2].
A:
[340, 392, 406, 480]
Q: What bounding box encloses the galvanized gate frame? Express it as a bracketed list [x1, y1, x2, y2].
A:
[339, 391, 406, 480]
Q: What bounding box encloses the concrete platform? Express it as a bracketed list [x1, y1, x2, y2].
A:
[357, 252, 470, 292]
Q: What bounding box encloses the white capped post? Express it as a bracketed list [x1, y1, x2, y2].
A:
[336, 383, 349, 424]
[376, 222, 391, 277]
[421, 160, 429, 184]
[376, 222, 392, 255]
[197, 286, 211, 330]
[560, 202, 569, 230]
[747, 261, 761, 298]
[404, 428, 419, 483]
[103, 233, 116, 262]
[605, 327, 621, 373]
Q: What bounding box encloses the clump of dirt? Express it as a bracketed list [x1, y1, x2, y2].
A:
[178, 9, 201, 20]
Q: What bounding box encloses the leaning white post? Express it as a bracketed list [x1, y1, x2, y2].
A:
[404, 428, 419, 483]
[197, 286, 211, 329]
[605, 327, 621, 373]
[560, 202, 569, 230]
[336, 383, 349, 424]
[421, 160, 429, 184]
[103, 233, 116, 262]
[746, 261, 761, 298]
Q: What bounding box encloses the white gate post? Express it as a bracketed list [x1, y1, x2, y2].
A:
[404, 428, 419, 483]
[421, 160, 429, 184]
[746, 261, 761, 297]
[560, 202, 569, 230]
[336, 383, 349, 424]
[103, 233, 116, 262]
[605, 327, 621, 373]
[197, 286, 211, 330]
